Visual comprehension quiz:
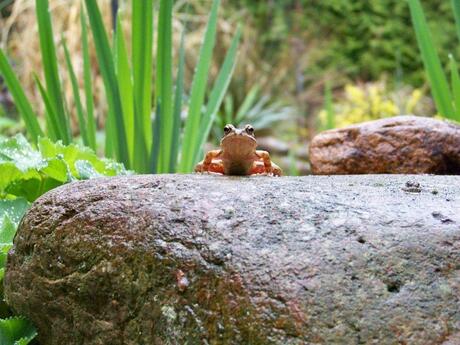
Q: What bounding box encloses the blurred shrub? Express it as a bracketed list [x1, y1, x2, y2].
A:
[318, 81, 433, 129]
[226, 0, 458, 86]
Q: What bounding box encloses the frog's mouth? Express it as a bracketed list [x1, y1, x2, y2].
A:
[221, 134, 256, 146]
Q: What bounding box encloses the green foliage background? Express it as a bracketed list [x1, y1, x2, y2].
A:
[227, 0, 457, 85]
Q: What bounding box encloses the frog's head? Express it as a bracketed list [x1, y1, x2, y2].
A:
[220, 124, 257, 151]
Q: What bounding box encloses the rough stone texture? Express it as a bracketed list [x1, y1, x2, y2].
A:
[4, 174, 460, 345]
[309, 115, 460, 175]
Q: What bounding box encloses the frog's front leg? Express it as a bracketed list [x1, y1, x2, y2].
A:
[195, 150, 223, 173]
[255, 150, 282, 176]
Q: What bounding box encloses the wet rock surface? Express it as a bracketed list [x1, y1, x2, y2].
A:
[4, 174, 460, 345]
[309, 115, 460, 174]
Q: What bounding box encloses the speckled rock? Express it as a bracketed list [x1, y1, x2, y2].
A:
[309, 115, 460, 174]
[4, 174, 460, 345]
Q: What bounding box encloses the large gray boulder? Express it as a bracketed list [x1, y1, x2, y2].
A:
[4, 175, 460, 345]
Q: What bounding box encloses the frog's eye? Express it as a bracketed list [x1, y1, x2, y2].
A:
[224, 125, 232, 134]
[245, 125, 254, 135]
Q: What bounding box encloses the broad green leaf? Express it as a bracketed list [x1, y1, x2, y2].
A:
[0, 163, 22, 192]
[179, 0, 220, 172]
[195, 25, 241, 164]
[132, 1, 154, 172]
[36, 0, 71, 143]
[0, 49, 43, 143]
[0, 241, 12, 274]
[0, 135, 44, 172]
[408, 0, 455, 119]
[0, 198, 29, 229]
[41, 157, 70, 183]
[0, 316, 37, 345]
[156, 0, 174, 172]
[38, 137, 127, 177]
[0, 215, 17, 245]
[75, 160, 103, 180]
[84, 0, 129, 167]
[5, 177, 50, 202]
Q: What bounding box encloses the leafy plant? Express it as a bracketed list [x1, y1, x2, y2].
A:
[0, 316, 36, 345]
[317, 81, 426, 129]
[0, 0, 241, 173]
[0, 134, 129, 344]
[408, 0, 460, 122]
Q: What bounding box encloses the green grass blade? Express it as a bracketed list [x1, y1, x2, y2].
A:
[324, 80, 335, 130]
[156, 0, 174, 173]
[81, 5, 96, 151]
[36, 0, 70, 143]
[179, 0, 220, 172]
[115, 13, 134, 159]
[224, 95, 234, 125]
[132, 1, 153, 172]
[408, 0, 455, 119]
[63, 40, 89, 146]
[84, 0, 129, 166]
[151, 103, 162, 173]
[449, 54, 460, 121]
[452, 0, 460, 43]
[0, 49, 43, 142]
[235, 83, 259, 124]
[169, 30, 186, 172]
[195, 25, 241, 164]
[34, 75, 59, 141]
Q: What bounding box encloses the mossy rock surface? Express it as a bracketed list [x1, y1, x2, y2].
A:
[4, 174, 460, 345]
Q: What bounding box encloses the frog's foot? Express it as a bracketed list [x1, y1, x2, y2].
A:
[255, 150, 283, 176]
[271, 162, 282, 177]
[195, 150, 223, 174]
[250, 161, 266, 175]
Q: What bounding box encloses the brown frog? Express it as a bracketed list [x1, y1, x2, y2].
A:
[195, 124, 282, 176]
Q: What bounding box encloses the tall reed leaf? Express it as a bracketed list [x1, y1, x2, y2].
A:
[449, 54, 460, 120]
[195, 26, 242, 164]
[132, 1, 153, 172]
[84, 0, 129, 166]
[63, 40, 89, 146]
[452, 0, 460, 43]
[115, 14, 135, 159]
[34, 75, 59, 142]
[408, 0, 455, 119]
[179, 0, 220, 172]
[156, 0, 174, 173]
[235, 84, 259, 124]
[169, 31, 186, 173]
[0, 49, 43, 142]
[36, 0, 70, 143]
[80, 6, 96, 151]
